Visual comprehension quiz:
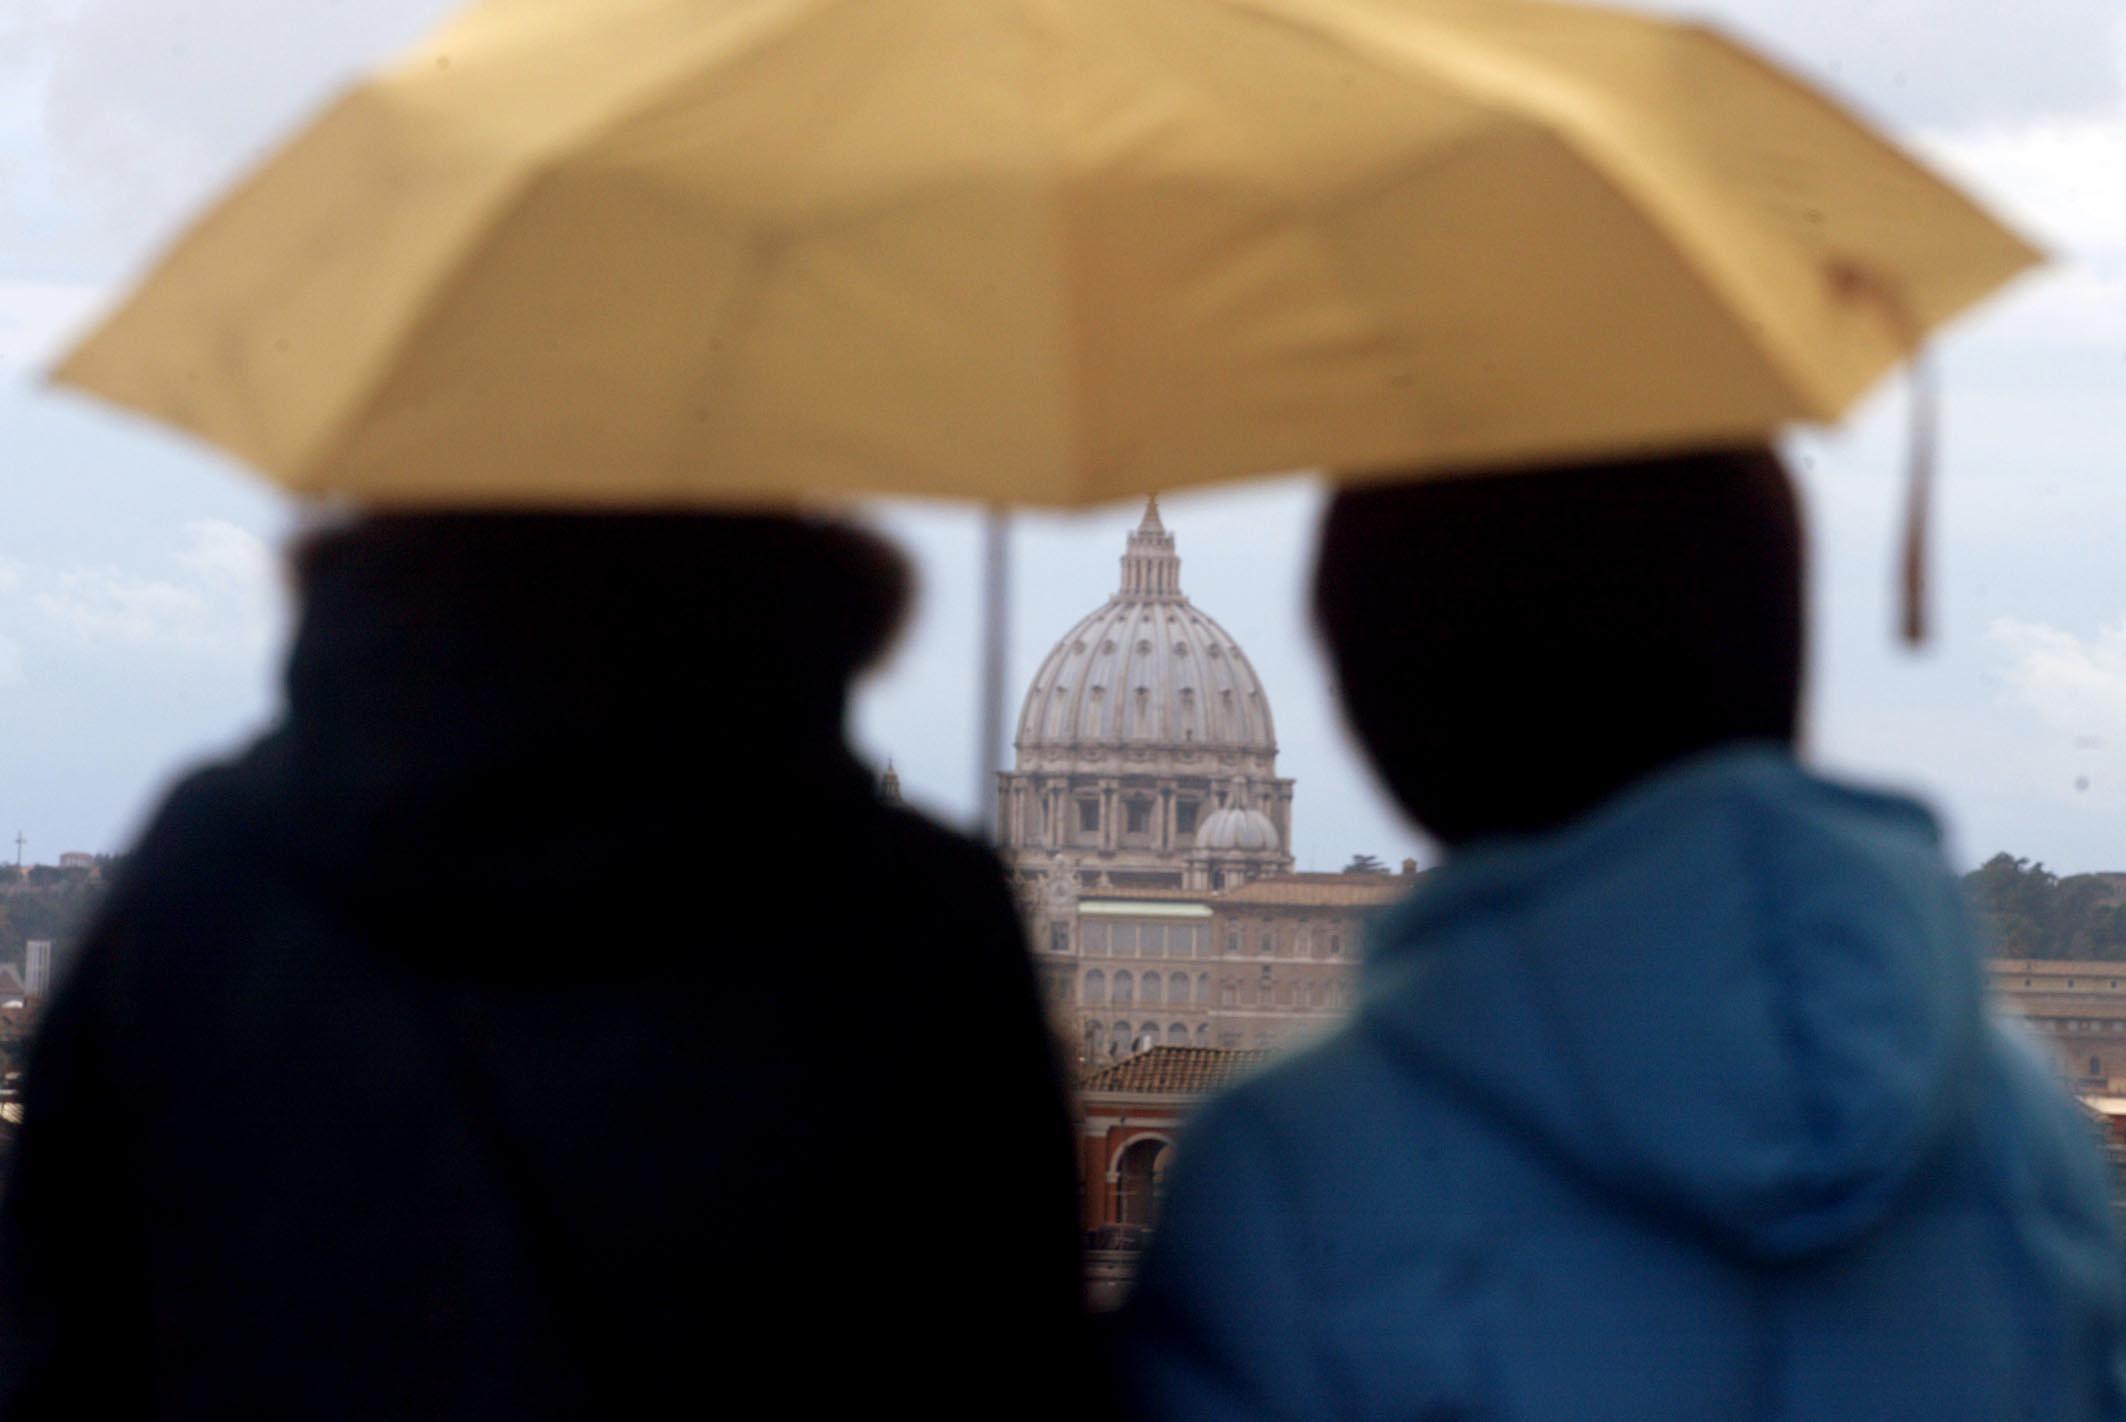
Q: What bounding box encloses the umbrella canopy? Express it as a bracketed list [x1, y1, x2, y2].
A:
[55, 0, 2036, 508]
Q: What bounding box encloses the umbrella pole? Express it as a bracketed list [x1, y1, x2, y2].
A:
[976, 503, 1011, 844]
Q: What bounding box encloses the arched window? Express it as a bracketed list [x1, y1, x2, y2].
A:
[1083, 969, 1107, 1006]
[1114, 970, 1134, 1006]
[1115, 1138, 1173, 1227]
[1084, 1020, 1103, 1056]
[1194, 1022, 1209, 1045]
[1142, 973, 1162, 1006]
[1110, 1020, 1132, 1056]
[1170, 972, 1190, 1003]
[1168, 1022, 1188, 1045]
[1196, 973, 1211, 1004]
[1140, 1021, 1162, 1050]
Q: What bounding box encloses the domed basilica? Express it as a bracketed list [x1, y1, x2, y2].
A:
[997, 498, 1295, 896]
[998, 501, 1410, 1070]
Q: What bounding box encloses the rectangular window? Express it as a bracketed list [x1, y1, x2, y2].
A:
[1141, 923, 1164, 958]
[1261, 931, 1276, 957]
[1077, 799, 1101, 832]
[1125, 799, 1151, 834]
[1049, 923, 1071, 955]
[1176, 799, 1200, 834]
[1113, 923, 1136, 957]
[1082, 921, 1108, 954]
[1227, 931, 1242, 957]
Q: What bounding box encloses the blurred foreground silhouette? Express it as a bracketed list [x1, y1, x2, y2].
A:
[1117, 448, 2126, 1420]
[0, 514, 1103, 1418]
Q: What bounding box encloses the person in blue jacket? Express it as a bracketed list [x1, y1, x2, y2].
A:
[1118, 446, 2126, 1420]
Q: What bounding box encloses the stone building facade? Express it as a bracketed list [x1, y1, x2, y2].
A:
[1991, 958, 2126, 1090]
[1001, 500, 1416, 1068]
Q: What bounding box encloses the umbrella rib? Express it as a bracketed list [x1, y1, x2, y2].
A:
[1172, 0, 1816, 417]
[295, 0, 856, 486]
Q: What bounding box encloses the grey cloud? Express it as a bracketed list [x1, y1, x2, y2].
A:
[25, 0, 455, 267]
[1642, 0, 2124, 130]
[10, 521, 281, 656]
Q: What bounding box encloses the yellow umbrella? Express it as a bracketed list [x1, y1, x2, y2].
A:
[54, 0, 2035, 510]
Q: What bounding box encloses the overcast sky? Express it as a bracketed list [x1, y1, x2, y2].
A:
[2, 0, 2124, 875]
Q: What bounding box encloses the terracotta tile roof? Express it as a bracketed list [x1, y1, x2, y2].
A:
[1080, 1045, 1270, 1095]
[1212, 873, 1417, 908]
[1076, 885, 1211, 902]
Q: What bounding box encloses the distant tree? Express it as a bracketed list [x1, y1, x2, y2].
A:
[1962, 854, 2126, 962]
[0, 874, 112, 972]
[2054, 874, 2122, 960]
[1964, 853, 2053, 955]
[1342, 854, 1388, 875]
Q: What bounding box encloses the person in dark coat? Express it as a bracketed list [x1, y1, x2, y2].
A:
[0, 512, 1101, 1418]
[1119, 447, 2126, 1420]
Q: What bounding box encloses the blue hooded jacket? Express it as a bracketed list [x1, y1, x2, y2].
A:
[1119, 748, 2126, 1420]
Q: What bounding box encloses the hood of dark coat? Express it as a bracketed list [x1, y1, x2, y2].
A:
[251, 513, 901, 967]
[1358, 746, 1986, 1260]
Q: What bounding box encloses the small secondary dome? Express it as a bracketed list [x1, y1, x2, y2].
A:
[1195, 803, 1281, 852]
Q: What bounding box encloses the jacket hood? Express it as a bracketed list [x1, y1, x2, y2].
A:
[1359, 746, 1986, 1259]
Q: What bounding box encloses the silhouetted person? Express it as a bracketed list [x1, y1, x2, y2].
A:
[0, 513, 1102, 1418]
[1120, 447, 2126, 1419]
